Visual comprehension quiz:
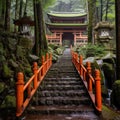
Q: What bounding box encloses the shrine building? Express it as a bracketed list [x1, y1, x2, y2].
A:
[46, 12, 88, 46]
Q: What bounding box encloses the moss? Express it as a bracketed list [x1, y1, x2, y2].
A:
[1, 95, 16, 108]
[101, 85, 108, 98]
[8, 38, 18, 52]
[0, 82, 5, 93]
[0, 55, 6, 63]
[19, 37, 32, 50]
[102, 105, 120, 119]
[111, 80, 120, 109]
[0, 42, 4, 55]
[16, 46, 25, 59]
[2, 64, 12, 78]
[102, 63, 114, 72]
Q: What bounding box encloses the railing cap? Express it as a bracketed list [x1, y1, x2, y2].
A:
[17, 72, 24, 84]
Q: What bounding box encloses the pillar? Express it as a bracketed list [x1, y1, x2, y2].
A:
[73, 33, 76, 46]
[60, 33, 63, 45]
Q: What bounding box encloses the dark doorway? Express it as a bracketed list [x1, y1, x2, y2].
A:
[62, 32, 74, 47]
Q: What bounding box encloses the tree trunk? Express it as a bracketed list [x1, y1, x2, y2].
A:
[24, 0, 28, 16]
[14, 0, 19, 32]
[115, 0, 120, 79]
[87, 0, 96, 43]
[105, 0, 109, 21]
[0, 0, 6, 28]
[18, 0, 23, 32]
[19, 0, 23, 18]
[33, 0, 40, 56]
[100, 0, 103, 21]
[4, 0, 11, 31]
[37, 0, 44, 56]
[33, 0, 48, 57]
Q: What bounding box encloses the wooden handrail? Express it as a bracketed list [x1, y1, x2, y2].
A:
[16, 53, 52, 117]
[71, 50, 102, 113]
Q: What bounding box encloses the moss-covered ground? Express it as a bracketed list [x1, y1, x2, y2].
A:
[102, 105, 120, 120]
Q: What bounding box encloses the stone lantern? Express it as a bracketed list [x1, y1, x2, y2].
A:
[14, 13, 34, 35]
[94, 21, 113, 47]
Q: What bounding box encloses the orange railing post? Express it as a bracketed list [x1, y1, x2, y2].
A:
[46, 53, 49, 72]
[95, 69, 102, 111]
[46, 53, 48, 70]
[50, 53, 52, 66]
[86, 62, 92, 92]
[33, 62, 38, 88]
[27, 84, 31, 98]
[79, 55, 83, 75]
[16, 72, 24, 117]
[42, 56, 45, 76]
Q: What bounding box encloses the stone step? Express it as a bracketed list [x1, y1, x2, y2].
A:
[27, 105, 94, 115]
[46, 73, 79, 77]
[25, 113, 99, 120]
[52, 65, 74, 68]
[44, 77, 81, 81]
[39, 85, 84, 91]
[37, 98, 90, 105]
[45, 74, 80, 78]
[42, 81, 82, 85]
[47, 70, 78, 73]
[36, 96, 91, 105]
[38, 90, 87, 97]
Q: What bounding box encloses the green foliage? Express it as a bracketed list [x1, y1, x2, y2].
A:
[75, 44, 106, 58]
[1, 95, 16, 107]
[0, 82, 5, 93]
[102, 105, 120, 119]
[42, 0, 56, 10]
[2, 64, 12, 78]
[48, 44, 65, 62]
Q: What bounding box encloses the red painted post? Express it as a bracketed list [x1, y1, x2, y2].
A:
[27, 84, 31, 98]
[33, 62, 38, 88]
[79, 55, 83, 75]
[42, 56, 45, 76]
[46, 53, 48, 70]
[95, 69, 102, 111]
[16, 72, 24, 116]
[86, 62, 92, 92]
[76, 53, 79, 70]
[50, 53, 52, 66]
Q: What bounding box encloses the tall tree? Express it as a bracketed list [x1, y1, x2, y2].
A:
[100, 0, 103, 21]
[14, 0, 19, 32]
[24, 0, 29, 15]
[87, 0, 96, 43]
[0, 0, 6, 28]
[33, 0, 56, 56]
[115, 0, 120, 79]
[33, 0, 40, 56]
[4, 0, 11, 31]
[19, 0, 23, 18]
[96, 0, 115, 22]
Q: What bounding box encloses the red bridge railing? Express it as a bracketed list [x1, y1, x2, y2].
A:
[16, 53, 52, 117]
[71, 50, 102, 113]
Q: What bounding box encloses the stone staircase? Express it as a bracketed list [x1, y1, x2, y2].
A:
[24, 49, 99, 120]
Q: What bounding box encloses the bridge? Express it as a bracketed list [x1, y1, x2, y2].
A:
[16, 48, 102, 120]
